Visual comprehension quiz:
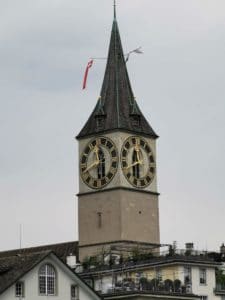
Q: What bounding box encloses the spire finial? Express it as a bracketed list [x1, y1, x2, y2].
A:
[114, 0, 116, 20]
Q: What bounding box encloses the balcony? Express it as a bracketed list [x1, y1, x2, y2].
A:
[214, 284, 225, 295]
[97, 278, 194, 296]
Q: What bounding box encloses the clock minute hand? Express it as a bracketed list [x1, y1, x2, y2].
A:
[125, 158, 144, 170]
[125, 161, 139, 170]
[84, 160, 99, 173]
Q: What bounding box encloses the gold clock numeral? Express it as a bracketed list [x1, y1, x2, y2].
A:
[83, 172, 89, 181]
[136, 179, 141, 188]
[97, 180, 102, 188]
[89, 143, 94, 150]
[135, 137, 140, 144]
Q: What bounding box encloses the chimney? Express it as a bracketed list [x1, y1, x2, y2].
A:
[185, 243, 194, 254]
[66, 253, 77, 269]
[220, 243, 225, 255]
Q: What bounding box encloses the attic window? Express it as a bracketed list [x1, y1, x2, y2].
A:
[131, 115, 141, 127]
[39, 264, 56, 296]
[15, 281, 24, 298]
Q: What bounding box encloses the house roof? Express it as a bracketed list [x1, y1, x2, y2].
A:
[77, 14, 158, 140]
[0, 245, 101, 299]
[0, 241, 79, 263]
[0, 250, 51, 295]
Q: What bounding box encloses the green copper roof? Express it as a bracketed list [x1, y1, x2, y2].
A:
[77, 16, 158, 139]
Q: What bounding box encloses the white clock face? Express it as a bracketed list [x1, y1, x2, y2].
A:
[121, 136, 156, 188]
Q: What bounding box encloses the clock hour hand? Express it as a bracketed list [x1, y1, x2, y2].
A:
[94, 145, 100, 162]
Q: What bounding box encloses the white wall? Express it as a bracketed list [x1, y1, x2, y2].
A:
[177, 265, 220, 300]
[0, 257, 95, 300]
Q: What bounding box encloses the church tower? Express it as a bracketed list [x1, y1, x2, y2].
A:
[76, 6, 160, 260]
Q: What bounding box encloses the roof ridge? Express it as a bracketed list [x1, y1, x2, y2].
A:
[0, 240, 78, 256]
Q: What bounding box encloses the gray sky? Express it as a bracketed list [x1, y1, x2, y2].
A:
[0, 0, 225, 252]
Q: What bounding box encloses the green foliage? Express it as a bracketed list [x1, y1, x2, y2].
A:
[82, 255, 100, 270]
[164, 279, 173, 291]
[216, 269, 225, 287]
[174, 279, 181, 290]
[168, 245, 175, 256]
[130, 247, 154, 262]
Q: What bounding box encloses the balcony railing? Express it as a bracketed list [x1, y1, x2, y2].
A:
[98, 278, 193, 295]
[214, 284, 225, 295]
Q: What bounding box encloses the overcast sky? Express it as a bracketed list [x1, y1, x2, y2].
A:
[0, 0, 225, 252]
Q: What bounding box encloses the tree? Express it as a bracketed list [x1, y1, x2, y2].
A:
[164, 279, 173, 292]
[216, 269, 225, 289]
[174, 279, 181, 292]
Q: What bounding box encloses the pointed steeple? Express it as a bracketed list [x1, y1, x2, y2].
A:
[77, 8, 158, 139]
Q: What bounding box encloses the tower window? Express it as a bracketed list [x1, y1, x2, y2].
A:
[15, 281, 24, 297]
[132, 150, 140, 178]
[131, 115, 140, 127]
[39, 264, 56, 296]
[97, 148, 105, 179]
[97, 212, 102, 228]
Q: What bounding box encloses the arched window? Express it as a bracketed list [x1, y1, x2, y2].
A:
[132, 150, 140, 178]
[97, 148, 105, 179]
[39, 264, 56, 295]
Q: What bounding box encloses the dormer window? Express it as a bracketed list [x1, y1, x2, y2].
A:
[131, 115, 141, 127]
[96, 116, 105, 130]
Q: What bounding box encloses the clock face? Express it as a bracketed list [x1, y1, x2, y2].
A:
[121, 136, 156, 188]
[80, 137, 118, 189]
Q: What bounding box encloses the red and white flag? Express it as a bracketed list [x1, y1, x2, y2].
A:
[82, 60, 94, 90]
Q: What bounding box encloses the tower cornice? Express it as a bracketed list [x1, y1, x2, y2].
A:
[77, 186, 160, 197]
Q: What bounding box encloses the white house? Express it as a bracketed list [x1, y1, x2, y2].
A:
[0, 249, 100, 300]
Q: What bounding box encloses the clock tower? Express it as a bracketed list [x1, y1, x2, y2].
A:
[76, 8, 160, 260]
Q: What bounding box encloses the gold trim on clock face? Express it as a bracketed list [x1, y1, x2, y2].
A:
[80, 137, 118, 189]
[121, 136, 156, 188]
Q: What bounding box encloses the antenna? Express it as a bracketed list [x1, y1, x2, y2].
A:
[19, 224, 22, 249]
[113, 0, 116, 19]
